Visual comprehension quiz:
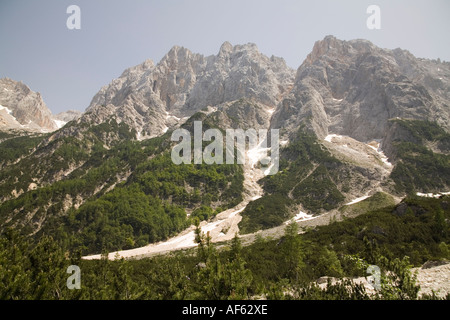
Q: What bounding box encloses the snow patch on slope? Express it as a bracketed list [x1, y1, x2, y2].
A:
[285, 210, 316, 224]
[246, 139, 270, 169]
[367, 141, 392, 167]
[53, 119, 67, 129]
[416, 191, 450, 198]
[165, 111, 180, 121]
[345, 195, 370, 205]
[324, 134, 344, 143]
[0, 104, 13, 115]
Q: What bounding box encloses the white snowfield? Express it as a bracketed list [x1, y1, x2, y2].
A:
[53, 119, 67, 129]
[0, 104, 13, 115]
[345, 195, 370, 206]
[285, 211, 316, 225]
[416, 191, 450, 198]
[246, 139, 270, 169]
[324, 134, 343, 143]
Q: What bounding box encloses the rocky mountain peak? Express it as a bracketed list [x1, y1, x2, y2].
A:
[161, 45, 198, 69]
[218, 41, 233, 57]
[303, 35, 376, 67]
[304, 35, 338, 64]
[274, 36, 450, 144]
[54, 110, 82, 122]
[0, 77, 58, 132]
[83, 41, 295, 138]
[82, 36, 449, 147]
[119, 59, 155, 78]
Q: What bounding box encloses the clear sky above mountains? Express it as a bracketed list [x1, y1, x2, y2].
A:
[0, 0, 449, 114]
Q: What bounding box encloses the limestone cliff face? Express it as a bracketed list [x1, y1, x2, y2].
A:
[271, 36, 450, 144]
[84, 36, 449, 149]
[0, 78, 58, 132]
[84, 42, 295, 138]
[54, 110, 82, 123]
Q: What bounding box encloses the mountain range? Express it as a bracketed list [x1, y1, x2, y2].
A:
[0, 35, 449, 257]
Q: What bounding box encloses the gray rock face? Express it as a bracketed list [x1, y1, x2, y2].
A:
[272, 36, 450, 143]
[0, 78, 58, 132]
[85, 36, 449, 148]
[54, 110, 82, 123]
[84, 42, 295, 138]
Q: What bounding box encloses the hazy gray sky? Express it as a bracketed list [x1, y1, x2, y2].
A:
[0, 0, 449, 114]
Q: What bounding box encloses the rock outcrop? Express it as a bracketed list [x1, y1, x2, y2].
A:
[271, 35, 450, 144]
[84, 42, 295, 138]
[83, 36, 449, 153]
[0, 78, 58, 132]
[54, 110, 82, 123]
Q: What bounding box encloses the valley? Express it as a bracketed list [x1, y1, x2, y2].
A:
[83, 129, 405, 260]
[1, 35, 449, 301]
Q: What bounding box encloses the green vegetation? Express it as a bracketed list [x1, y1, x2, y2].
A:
[1, 114, 449, 300]
[393, 119, 450, 151]
[0, 117, 244, 255]
[239, 195, 293, 234]
[60, 184, 188, 253]
[0, 133, 48, 166]
[313, 195, 449, 266]
[1, 194, 448, 300]
[291, 164, 345, 211]
[264, 129, 345, 208]
[239, 129, 345, 233]
[50, 153, 243, 254]
[389, 119, 450, 194]
[0, 124, 150, 236]
[339, 192, 397, 217]
[391, 142, 450, 193]
[0, 119, 135, 200]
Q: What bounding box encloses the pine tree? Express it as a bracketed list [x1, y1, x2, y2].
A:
[0, 230, 32, 299]
[111, 255, 141, 300]
[193, 231, 253, 299]
[280, 221, 305, 282]
[28, 235, 67, 299]
[223, 233, 253, 299]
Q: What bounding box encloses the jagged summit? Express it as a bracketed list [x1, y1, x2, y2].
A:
[119, 59, 155, 78]
[0, 77, 58, 132]
[79, 36, 449, 145]
[84, 41, 295, 139]
[273, 35, 450, 143]
[218, 41, 233, 56]
[304, 35, 377, 66]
